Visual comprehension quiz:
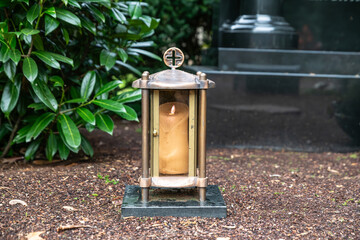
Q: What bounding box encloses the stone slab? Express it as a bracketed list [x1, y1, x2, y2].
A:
[121, 185, 227, 218]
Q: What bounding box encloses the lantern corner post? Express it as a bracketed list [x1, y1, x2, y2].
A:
[198, 73, 208, 202]
[141, 72, 150, 202]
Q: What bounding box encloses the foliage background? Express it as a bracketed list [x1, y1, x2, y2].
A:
[144, 0, 218, 70]
[0, 0, 160, 161]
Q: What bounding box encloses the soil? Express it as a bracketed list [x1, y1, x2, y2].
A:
[1, 119, 360, 239]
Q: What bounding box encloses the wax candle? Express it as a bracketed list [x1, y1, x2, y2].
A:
[159, 102, 189, 175]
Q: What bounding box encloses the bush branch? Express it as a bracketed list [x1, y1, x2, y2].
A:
[0, 116, 22, 159]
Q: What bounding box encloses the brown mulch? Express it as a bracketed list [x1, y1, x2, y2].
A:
[0, 121, 359, 239]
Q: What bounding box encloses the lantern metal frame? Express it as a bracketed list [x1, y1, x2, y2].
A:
[132, 68, 215, 202]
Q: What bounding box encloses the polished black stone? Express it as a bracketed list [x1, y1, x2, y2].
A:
[121, 185, 227, 218]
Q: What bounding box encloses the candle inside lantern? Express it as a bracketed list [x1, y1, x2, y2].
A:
[159, 102, 189, 175]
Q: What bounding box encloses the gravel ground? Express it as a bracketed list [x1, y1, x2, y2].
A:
[0, 122, 359, 239]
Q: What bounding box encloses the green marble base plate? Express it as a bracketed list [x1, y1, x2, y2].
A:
[121, 185, 226, 218]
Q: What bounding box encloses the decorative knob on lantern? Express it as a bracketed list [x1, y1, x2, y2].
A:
[163, 47, 184, 69]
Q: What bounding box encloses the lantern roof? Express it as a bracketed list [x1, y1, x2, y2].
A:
[132, 47, 215, 90]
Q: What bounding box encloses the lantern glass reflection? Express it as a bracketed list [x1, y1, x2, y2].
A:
[159, 91, 189, 175]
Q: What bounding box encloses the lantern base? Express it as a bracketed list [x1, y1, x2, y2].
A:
[121, 185, 226, 218]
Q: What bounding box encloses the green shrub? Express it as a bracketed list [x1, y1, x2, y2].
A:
[0, 0, 160, 161]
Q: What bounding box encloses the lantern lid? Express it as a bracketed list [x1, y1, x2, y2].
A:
[132, 47, 215, 90]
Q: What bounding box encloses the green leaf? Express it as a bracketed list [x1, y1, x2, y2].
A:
[18, 0, 29, 5]
[111, 8, 126, 24]
[13, 124, 32, 144]
[62, 28, 69, 45]
[46, 131, 57, 161]
[27, 4, 41, 24]
[25, 138, 41, 161]
[77, 107, 95, 125]
[32, 50, 61, 69]
[0, 44, 11, 63]
[80, 71, 96, 101]
[117, 49, 128, 63]
[49, 75, 64, 87]
[116, 60, 141, 76]
[56, 135, 70, 160]
[23, 34, 32, 45]
[31, 79, 58, 112]
[130, 41, 155, 48]
[1, 77, 20, 117]
[100, 50, 116, 71]
[4, 60, 16, 80]
[9, 49, 21, 65]
[21, 28, 40, 36]
[23, 57, 38, 83]
[64, 98, 84, 104]
[27, 102, 47, 110]
[62, 0, 68, 6]
[45, 15, 60, 36]
[116, 105, 138, 122]
[93, 99, 125, 112]
[44, 7, 56, 18]
[85, 122, 95, 132]
[116, 89, 141, 104]
[129, 48, 162, 61]
[58, 114, 81, 148]
[129, 3, 142, 19]
[94, 80, 121, 98]
[81, 135, 93, 157]
[80, 16, 96, 35]
[58, 123, 80, 153]
[87, 5, 105, 23]
[48, 52, 74, 67]
[95, 114, 113, 135]
[78, 0, 110, 2]
[140, 16, 152, 28]
[55, 8, 81, 27]
[26, 112, 55, 142]
[68, 0, 81, 8]
[32, 34, 44, 51]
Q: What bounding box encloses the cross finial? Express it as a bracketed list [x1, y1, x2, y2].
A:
[163, 47, 184, 69]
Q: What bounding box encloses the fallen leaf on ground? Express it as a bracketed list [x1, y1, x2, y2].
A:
[9, 199, 27, 206]
[63, 206, 77, 211]
[57, 225, 92, 232]
[26, 231, 45, 240]
[216, 238, 230, 240]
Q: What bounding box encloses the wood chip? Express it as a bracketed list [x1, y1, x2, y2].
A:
[222, 225, 236, 229]
[327, 167, 340, 174]
[270, 174, 281, 177]
[9, 199, 28, 206]
[26, 231, 45, 240]
[152, 224, 163, 227]
[57, 225, 92, 232]
[32, 160, 61, 165]
[63, 206, 77, 211]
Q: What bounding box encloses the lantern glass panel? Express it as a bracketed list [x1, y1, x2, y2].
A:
[159, 90, 189, 175]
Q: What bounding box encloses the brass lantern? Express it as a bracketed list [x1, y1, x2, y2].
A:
[132, 47, 215, 202]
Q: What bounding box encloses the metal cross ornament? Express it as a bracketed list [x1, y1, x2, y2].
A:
[163, 47, 184, 69]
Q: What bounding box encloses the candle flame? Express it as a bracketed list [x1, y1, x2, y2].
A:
[169, 105, 176, 115]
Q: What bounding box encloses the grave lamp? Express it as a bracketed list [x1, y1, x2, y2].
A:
[122, 47, 226, 218]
